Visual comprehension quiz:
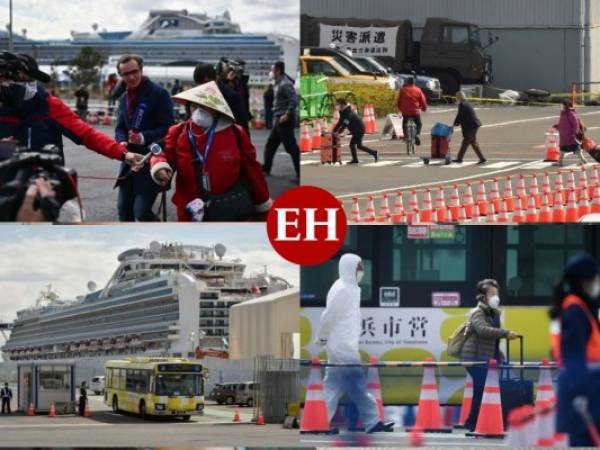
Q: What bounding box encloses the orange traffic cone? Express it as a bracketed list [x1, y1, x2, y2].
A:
[544, 128, 560, 162]
[406, 358, 451, 433]
[363, 105, 374, 134]
[466, 359, 505, 438]
[592, 185, 600, 213]
[578, 187, 591, 217]
[102, 110, 111, 126]
[552, 191, 566, 222]
[536, 401, 556, 447]
[566, 170, 578, 200]
[529, 174, 541, 208]
[463, 183, 474, 219]
[535, 358, 555, 409]
[455, 373, 473, 429]
[449, 184, 461, 221]
[300, 122, 312, 153]
[539, 194, 552, 223]
[311, 120, 322, 151]
[256, 408, 265, 425]
[554, 171, 565, 202]
[409, 427, 424, 446]
[458, 206, 468, 223]
[435, 187, 448, 222]
[300, 358, 336, 434]
[525, 195, 539, 223]
[497, 199, 509, 223]
[565, 190, 579, 222]
[48, 401, 56, 418]
[27, 402, 35, 416]
[579, 170, 589, 195]
[351, 198, 361, 223]
[476, 180, 488, 216]
[489, 178, 501, 213]
[516, 175, 528, 211]
[233, 408, 241, 422]
[420, 189, 433, 223]
[503, 176, 515, 212]
[472, 203, 482, 223]
[364, 196, 376, 223]
[392, 192, 405, 223]
[589, 166, 599, 198]
[542, 172, 553, 206]
[506, 406, 529, 447]
[377, 194, 390, 223]
[407, 190, 419, 224]
[370, 104, 378, 133]
[367, 356, 385, 421]
[512, 201, 524, 224]
[84, 400, 92, 418]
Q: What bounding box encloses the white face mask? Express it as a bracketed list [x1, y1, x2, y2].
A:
[356, 269, 364, 283]
[18, 81, 37, 101]
[488, 295, 500, 309]
[191, 108, 213, 129]
[589, 282, 600, 299]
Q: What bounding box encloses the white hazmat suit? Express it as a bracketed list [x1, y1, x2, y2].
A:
[316, 253, 379, 431]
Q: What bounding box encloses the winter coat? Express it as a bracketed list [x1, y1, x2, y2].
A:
[397, 85, 428, 116]
[460, 301, 509, 361]
[317, 254, 363, 364]
[115, 77, 175, 194]
[333, 105, 364, 136]
[453, 101, 482, 134]
[555, 108, 580, 147]
[149, 117, 271, 221]
[0, 86, 126, 162]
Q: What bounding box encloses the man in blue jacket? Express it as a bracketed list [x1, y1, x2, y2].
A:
[114, 54, 174, 221]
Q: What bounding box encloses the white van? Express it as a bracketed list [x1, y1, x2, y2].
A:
[89, 375, 105, 395]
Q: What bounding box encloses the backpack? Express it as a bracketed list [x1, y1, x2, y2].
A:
[447, 320, 471, 357]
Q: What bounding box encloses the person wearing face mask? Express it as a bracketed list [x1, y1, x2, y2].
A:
[150, 81, 272, 222]
[315, 254, 395, 434]
[549, 255, 600, 447]
[459, 278, 519, 432]
[0, 52, 143, 168]
[262, 61, 299, 179]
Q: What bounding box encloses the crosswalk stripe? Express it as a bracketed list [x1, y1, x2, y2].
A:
[484, 161, 521, 169]
[520, 161, 554, 170]
[362, 160, 403, 167]
[441, 161, 478, 168]
[300, 160, 320, 166]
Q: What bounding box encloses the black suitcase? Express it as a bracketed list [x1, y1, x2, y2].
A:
[499, 336, 534, 426]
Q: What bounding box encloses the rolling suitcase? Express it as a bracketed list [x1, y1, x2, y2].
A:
[320, 132, 342, 165]
[499, 336, 534, 426]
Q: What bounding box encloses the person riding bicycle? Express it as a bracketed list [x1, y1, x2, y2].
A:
[397, 75, 427, 145]
[333, 98, 378, 164]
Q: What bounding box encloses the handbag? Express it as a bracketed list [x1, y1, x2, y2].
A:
[447, 320, 471, 357]
[189, 123, 256, 222]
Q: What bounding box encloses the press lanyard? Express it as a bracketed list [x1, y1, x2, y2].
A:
[188, 122, 217, 165]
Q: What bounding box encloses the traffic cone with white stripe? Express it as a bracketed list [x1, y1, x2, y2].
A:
[486, 201, 498, 223]
[435, 187, 448, 222]
[300, 122, 312, 153]
[420, 189, 433, 223]
[535, 400, 555, 447]
[553, 191, 566, 222]
[311, 120, 322, 151]
[539, 194, 552, 223]
[392, 192, 405, 223]
[554, 172, 565, 205]
[525, 195, 539, 223]
[458, 206, 468, 223]
[512, 200, 524, 224]
[565, 190, 579, 222]
[371, 105, 378, 133]
[521, 404, 538, 448]
[489, 178, 501, 213]
[367, 356, 385, 421]
[48, 401, 56, 418]
[516, 175, 528, 211]
[300, 358, 337, 434]
[589, 166, 599, 199]
[592, 185, 600, 213]
[406, 358, 451, 433]
[364, 196, 376, 223]
[505, 406, 529, 447]
[377, 194, 390, 223]
[578, 169, 589, 197]
[503, 176, 515, 212]
[454, 373, 473, 429]
[535, 358, 555, 408]
[497, 199, 510, 223]
[466, 359, 505, 438]
[462, 183, 474, 219]
[364, 105, 374, 134]
[472, 203, 482, 223]
[566, 170, 577, 200]
[408, 190, 419, 224]
[529, 174, 541, 208]
[449, 184, 461, 221]
[578, 186, 591, 217]
[542, 172, 553, 206]
[476, 180, 488, 216]
[351, 198, 361, 223]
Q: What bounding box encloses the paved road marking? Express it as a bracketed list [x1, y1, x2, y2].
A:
[362, 160, 403, 167]
[441, 161, 478, 169]
[484, 161, 522, 169]
[301, 160, 320, 166]
[520, 161, 555, 170]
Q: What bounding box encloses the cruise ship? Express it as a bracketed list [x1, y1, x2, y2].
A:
[2, 242, 291, 362]
[2, 9, 298, 84]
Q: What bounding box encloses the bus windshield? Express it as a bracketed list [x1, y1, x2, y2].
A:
[155, 374, 201, 396]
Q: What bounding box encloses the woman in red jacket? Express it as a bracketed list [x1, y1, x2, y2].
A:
[150, 81, 272, 221]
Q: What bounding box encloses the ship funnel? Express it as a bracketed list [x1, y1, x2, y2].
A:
[214, 243, 226, 260]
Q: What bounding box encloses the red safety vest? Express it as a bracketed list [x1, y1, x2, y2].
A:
[551, 294, 600, 367]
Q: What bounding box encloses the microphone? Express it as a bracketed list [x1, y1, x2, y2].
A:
[138, 142, 163, 166]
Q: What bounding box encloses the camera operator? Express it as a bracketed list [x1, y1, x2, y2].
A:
[0, 52, 144, 167]
[193, 62, 249, 134]
[221, 59, 252, 136]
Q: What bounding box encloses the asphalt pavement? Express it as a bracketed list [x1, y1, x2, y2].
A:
[0, 396, 299, 446]
[62, 125, 298, 222]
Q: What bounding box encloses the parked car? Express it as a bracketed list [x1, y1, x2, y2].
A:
[89, 375, 105, 395]
[235, 382, 257, 407]
[211, 382, 237, 405]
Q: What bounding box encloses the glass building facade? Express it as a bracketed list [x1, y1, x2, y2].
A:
[301, 225, 600, 308]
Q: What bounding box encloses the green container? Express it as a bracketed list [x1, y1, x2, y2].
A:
[300, 75, 330, 120]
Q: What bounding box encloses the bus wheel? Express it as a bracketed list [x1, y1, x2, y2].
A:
[112, 396, 119, 413]
[181, 415, 191, 421]
[139, 400, 146, 419]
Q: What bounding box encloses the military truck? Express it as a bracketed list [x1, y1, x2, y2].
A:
[301, 14, 496, 95]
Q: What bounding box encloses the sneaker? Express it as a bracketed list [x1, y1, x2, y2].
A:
[415, 136, 421, 146]
[476, 159, 487, 165]
[346, 160, 359, 165]
[452, 159, 463, 164]
[373, 151, 379, 162]
[367, 421, 395, 433]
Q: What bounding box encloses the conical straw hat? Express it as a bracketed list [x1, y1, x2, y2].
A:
[173, 81, 234, 120]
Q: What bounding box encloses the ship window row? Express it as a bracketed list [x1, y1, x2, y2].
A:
[200, 301, 229, 308]
[99, 279, 169, 299]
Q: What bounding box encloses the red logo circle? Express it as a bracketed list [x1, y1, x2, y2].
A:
[267, 186, 347, 266]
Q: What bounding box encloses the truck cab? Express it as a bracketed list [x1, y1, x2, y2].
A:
[419, 18, 492, 94]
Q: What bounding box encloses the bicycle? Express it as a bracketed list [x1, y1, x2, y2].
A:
[405, 117, 417, 156]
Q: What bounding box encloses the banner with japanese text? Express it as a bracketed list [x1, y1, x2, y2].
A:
[319, 24, 398, 56]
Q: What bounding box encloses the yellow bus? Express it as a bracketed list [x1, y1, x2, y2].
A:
[104, 358, 205, 420]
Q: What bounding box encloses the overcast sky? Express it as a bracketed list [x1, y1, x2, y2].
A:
[0, 224, 299, 333]
[0, 0, 299, 40]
